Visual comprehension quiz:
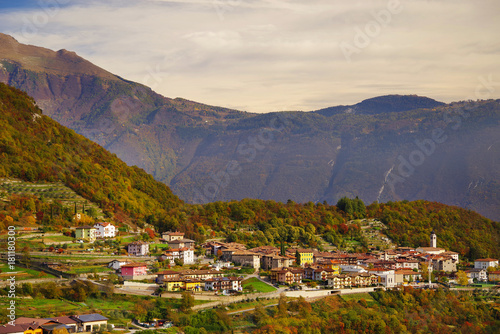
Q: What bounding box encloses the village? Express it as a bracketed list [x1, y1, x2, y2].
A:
[1, 220, 500, 334]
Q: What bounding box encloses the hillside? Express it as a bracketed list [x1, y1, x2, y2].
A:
[0, 83, 181, 220]
[1, 33, 499, 220]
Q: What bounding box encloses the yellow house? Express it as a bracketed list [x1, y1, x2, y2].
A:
[164, 279, 185, 292]
[489, 271, 500, 282]
[296, 249, 314, 266]
[184, 279, 203, 291]
[163, 279, 203, 291]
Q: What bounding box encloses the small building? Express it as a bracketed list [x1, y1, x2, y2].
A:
[120, 263, 148, 280]
[159, 247, 194, 265]
[231, 251, 261, 269]
[46, 317, 79, 333]
[107, 259, 129, 271]
[270, 267, 304, 285]
[75, 226, 96, 242]
[156, 270, 181, 284]
[167, 238, 196, 250]
[261, 254, 293, 270]
[70, 314, 108, 333]
[204, 276, 242, 292]
[93, 222, 116, 238]
[162, 278, 203, 292]
[474, 258, 499, 270]
[466, 268, 488, 282]
[162, 231, 185, 242]
[327, 274, 352, 289]
[394, 269, 422, 285]
[128, 241, 149, 256]
[293, 249, 314, 266]
[488, 270, 500, 282]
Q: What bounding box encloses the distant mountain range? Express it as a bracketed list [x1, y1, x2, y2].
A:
[1, 33, 499, 220]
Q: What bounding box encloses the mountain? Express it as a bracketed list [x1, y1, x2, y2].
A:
[314, 94, 445, 116]
[1, 33, 499, 220]
[0, 82, 181, 220]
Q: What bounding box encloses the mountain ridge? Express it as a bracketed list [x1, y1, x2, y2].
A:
[1, 33, 499, 220]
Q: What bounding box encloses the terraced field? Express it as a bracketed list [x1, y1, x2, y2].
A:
[0, 178, 103, 218]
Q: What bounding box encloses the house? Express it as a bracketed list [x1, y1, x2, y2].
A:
[261, 254, 293, 270]
[159, 247, 194, 265]
[488, 270, 500, 282]
[424, 254, 457, 272]
[231, 251, 261, 269]
[270, 267, 304, 285]
[350, 273, 379, 287]
[40, 323, 73, 334]
[107, 259, 129, 271]
[441, 251, 459, 263]
[162, 231, 185, 242]
[178, 269, 224, 280]
[327, 274, 352, 289]
[394, 270, 422, 285]
[46, 317, 78, 333]
[70, 314, 108, 333]
[93, 222, 116, 238]
[204, 277, 243, 292]
[293, 249, 314, 266]
[167, 238, 196, 250]
[13, 317, 48, 333]
[368, 269, 395, 287]
[120, 263, 148, 280]
[162, 278, 203, 292]
[156, 270, 180, 284]
[474, 258, 499, 269]
[0, 324, 25, 334]
[203, 241, 247, 257]
[127, 241, 149, 256]
[75, 226, 96, 242]
[395, 259, 420, 270]
[466, 268, 488, 282]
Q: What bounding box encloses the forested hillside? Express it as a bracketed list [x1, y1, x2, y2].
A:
[0, 83, 181, 220]
[369, 200, 500, 259]
[248, 288, 500, 333]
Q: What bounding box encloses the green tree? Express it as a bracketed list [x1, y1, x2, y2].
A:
[180, 291, 195, 313]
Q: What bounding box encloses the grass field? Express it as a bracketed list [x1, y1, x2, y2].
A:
[242, 278, 276, 293]
[340, 292, 374, 302]
[0, 263, 55, 280]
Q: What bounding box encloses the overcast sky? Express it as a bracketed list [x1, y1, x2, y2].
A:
[1, 0, 499, 113]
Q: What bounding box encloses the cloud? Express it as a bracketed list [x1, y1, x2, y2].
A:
[0, 0, 499, 112]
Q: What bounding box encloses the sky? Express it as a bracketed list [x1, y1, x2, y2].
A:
[0, 0, 499, 113]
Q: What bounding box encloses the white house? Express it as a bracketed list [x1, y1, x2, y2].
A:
[107, 259, 129, 270]
[159, 247, 194, 265]
[474, 258, 498, 269]
[93, 222, 116, 238]
[369, 268, 396, 287]
[466, 268, 488, 282]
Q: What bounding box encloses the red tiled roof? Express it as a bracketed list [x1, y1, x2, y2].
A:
[121, 262, 147, 268]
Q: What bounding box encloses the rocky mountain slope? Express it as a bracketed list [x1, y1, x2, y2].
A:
[1, 33, 499, 220]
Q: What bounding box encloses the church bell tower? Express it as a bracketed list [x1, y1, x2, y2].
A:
[430, 231, 437, 248]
